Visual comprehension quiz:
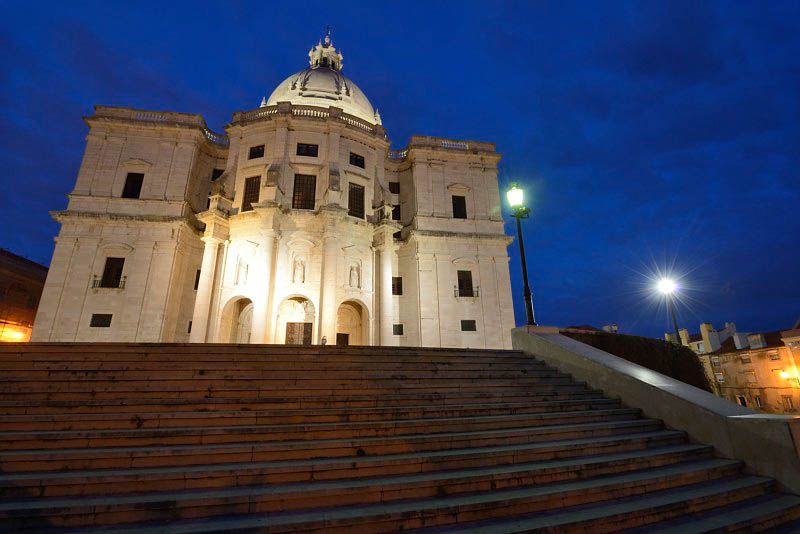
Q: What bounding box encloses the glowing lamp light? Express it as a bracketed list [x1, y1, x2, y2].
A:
[507, 184, 524, 209]
[656, 278, 677, 295]
[0, 329, 27, 342]
[780, 370, 790, 379]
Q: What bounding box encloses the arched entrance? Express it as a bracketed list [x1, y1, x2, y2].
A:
[335, 300, 368, 345]
[276, 296, 315, 345]
[218, 297, 254, 343]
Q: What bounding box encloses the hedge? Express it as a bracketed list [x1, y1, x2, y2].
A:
[561, 330, 711, 392]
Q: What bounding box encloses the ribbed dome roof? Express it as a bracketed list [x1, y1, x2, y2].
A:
[264, 33, 380, 125]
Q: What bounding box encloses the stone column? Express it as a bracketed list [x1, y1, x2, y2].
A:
[319, 232, 339, 342]
[373, 220, 399, 346]
[190, 237, 221, 342]
[250, 231, 276, 344]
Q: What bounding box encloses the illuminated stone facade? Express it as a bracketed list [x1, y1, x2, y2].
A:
[0, 249, 47, 342]
[32, 34, 515, 348]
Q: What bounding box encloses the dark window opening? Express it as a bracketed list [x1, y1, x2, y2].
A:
[188, 321, 193, 334]
[393, 231, 402, 240]
[392, 276, 403, 295]
[322, 57, 329, 67]
[457, 270, 474, 297]
[393, 324, 404, 336]
[206, 198, 211, 210]
[241, 176, 260, 212]
[248, 145, 265, 159]
[349, 152, 365, 169]
[348, 183, 365, 219]
[121, 173, 144, 199]
[452, 195, 467, 219]
[392, 204, 401, 221]
[211, 168, 224, 181]
[90, 314, 113, 328]
[296, 143, 319, 157]
[292, 174, 316, 210]
[100, 257, 125, 288]
[194, 269, 201, 290]
[389, 181, 400, 194]
[461, 320, 477, 332]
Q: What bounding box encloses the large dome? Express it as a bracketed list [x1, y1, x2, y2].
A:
[265, 33, 380, 125]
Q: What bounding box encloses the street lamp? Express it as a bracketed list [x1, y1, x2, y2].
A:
[506, 183, 536, 326]
[657, 278, 681, 344]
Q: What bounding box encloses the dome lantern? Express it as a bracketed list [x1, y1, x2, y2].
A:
[308, 28, 344, 72]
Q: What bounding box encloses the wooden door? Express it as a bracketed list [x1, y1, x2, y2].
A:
[286, 322, 313, 345]
[336, 333, 349, 346]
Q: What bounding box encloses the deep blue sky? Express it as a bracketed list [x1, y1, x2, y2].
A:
[1, 1, 798, 338]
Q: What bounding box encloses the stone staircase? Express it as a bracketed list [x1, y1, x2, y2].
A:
[0, 343, 798, 533]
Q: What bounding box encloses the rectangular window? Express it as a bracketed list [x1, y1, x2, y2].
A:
[452, 195, 467, 219]
[745, 371, 757, 383]
[714, 372, 725, 383]
[461, 320, 477, 332]
[392, 276, 403, 295]
[457, 270, 474, 297]
[187, 321, 192, 334]
[241, 176, 260, 212]
[90, 314, 112, 327]
[741, 356, 752, 363]
[782, 396, 794, 410]
[348, 183, 365, 219]
[755, 395, 763, 408]
[711, 357, 721, 368]
[100, 257, 125, 288]
[292, 174, 316, 210]
[296, 143, 319, 157]
[770, 352, 780, 360]
[121, 172, 144, 199]
[393, 324, 404, 336]
[349, 152, 365, 168]
[392, 204, 401, 221]
[248, 144, 265, 159]
[211, 168, 224, 181]
[194, 269, 201, 290]
[736, 395, 748, 407]
[389, 181, 400, 194]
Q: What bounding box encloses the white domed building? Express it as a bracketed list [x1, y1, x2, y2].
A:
[32, 33, 516, 348]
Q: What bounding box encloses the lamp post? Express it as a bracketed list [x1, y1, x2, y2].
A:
[657, 278, 681, 344]
[507, 183, 536, 326]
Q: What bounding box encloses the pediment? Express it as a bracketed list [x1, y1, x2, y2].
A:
[287, 237, 317, 252]
[100, 241, 134, 252]
[123, 158, 152, 169]
[447, 182, 471, 193]
[452, 256, 478, 265]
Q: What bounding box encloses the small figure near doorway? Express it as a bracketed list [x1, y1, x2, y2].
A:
[321, 335, 327, 345]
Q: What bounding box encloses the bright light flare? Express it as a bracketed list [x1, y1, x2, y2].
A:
[656, 278, 678, 295]
[780, 370, 790, 379]
[507, 184, 524, 208]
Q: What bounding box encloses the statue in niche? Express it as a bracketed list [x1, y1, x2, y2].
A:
[235, 257, 248, 286]
[293, 258, 305, 283]
[349, 264, 360, 288]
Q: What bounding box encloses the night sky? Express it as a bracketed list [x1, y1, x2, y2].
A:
[1, 1, 798, 338]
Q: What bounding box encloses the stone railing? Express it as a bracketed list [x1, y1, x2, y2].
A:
[93, 106, 229, 147]
[388, 149, 408, 160]
[387, 136, 496, 161]
[232, 103, 382, 137]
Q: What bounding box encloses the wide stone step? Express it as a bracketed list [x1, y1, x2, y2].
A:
[0, 409, 642, 450]
[0, 390, 607, 414]
[0, 419, 665, 472]
[0, 398, 624, 431]
[622, 492, 800, 533]
[0, 460, 751, 530]
[0, 441, 707, 499]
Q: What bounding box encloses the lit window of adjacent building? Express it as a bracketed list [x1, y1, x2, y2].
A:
[736, 395, 748, 407]
[711, 357, 721, 368]
[392, 277, 403, 295]
[241, 176, 260, 212]
[754, 395, 763, 408]
[389, 181, 400, 194]
[296, 143, 318, 157]
[393, 324, 404, 336]
[457, 270, 474, 297]
[292, 174, 316, 210]
[194, 269, 201, 290]
[714, 372, 725, 383]
[392, 204, 401, 221]
[782, 396, 795, 411]
[741, 356, 752, 363]
[348, 183, 365, 219]
[90, 314, 112, 327]
[121, 172, 144, 199]
[211, 168, 224, 181]
[248, 144, 265, 159]
[349, 152, 365, 169]
[461, 320, 477, 332]
[452, 195, 467, 219]
[100, 258, 125, 288]
[770, 352, 780, 360]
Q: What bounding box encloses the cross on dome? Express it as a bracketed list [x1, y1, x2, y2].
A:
[308, 28, 344, 71]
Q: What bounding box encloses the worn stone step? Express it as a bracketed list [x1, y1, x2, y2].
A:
[621, 492, 800, 533]
[0, 408, 642, 449]
[0, 460, 751, 529]
[0, 390, 606, 414]
[0, 419, 665, 472]
[0, 398, 624, 432]
[0, 442, 708, 499]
